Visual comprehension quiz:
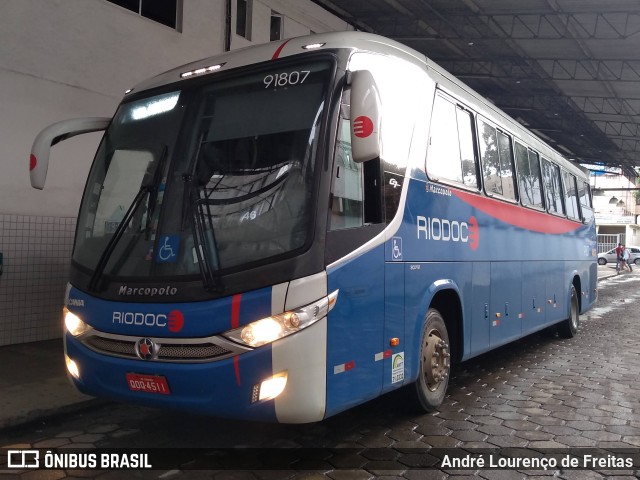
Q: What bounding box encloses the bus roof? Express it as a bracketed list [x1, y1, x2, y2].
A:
[129, 31, 427, 95]
[128, 31, 585, 180]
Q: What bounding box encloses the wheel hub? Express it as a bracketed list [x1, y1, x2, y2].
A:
[423, 331, 450, 391]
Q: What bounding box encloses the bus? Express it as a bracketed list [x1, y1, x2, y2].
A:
[30, 31, 597, 423]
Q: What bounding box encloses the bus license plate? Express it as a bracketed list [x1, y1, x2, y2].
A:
[126, 373, 170, 395]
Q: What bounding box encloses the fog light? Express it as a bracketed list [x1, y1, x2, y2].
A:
[65, 355, 80, 380]
[252, 372, 288, 403]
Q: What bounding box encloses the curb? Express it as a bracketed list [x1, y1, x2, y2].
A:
[598, 274, 617, 282]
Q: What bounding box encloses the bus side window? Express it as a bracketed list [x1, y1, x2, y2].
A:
[497, 131, 517, 200]
[563, 171, 580, 220]
[578, 181, 594, 223]
[457, 108, 479, 188]
[515, 143, 544, 209]
[478, 120, 502, 196]
[527, 150, 544, 208]
[478, 119, 517, 200]
[427, 95, 462, 183]
[541, 158, 565, 215]
[426, 94, 479, 189]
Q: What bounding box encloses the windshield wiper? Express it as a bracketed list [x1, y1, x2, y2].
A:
[88, 146, 168, 292]
[182, 174, 226, 293]
[144, 145, 168, 239]
[88, 186, 150, 292]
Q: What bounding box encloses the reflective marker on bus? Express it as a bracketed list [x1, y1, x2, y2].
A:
[31, 32, 596, 423]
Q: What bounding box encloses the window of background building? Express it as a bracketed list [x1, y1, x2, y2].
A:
[236, 0, 252, 40]
[107, 0, 181, 30]
[270, 12, 283, 41]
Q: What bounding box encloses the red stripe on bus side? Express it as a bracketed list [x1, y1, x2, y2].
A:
[233, 355, 241, 386]
[231, 294, 241, 329]
[231, 294, 242, 386]
[271, 39, 291, 60]
[452, 189, 582, 234]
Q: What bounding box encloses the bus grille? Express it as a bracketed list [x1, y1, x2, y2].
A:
[157, 343, 230, 360]
[85, 336, 136, 357]
[82, 335, 233, 362]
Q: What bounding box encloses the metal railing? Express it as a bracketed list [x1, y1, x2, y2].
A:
[597, 233, 624, 253]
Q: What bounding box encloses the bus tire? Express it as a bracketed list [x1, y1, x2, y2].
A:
[558, 285, 579, 339]
[415, 308, 450, 412]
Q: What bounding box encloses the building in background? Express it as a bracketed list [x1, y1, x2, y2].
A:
[0, 0, 351, 346]
[591, 168, 640, 252]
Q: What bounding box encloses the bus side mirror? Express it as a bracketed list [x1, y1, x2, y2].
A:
[30, 117, 110, 189]
[350, 70, 381, 163]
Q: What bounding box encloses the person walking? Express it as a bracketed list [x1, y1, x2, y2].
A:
[621, 245, 631, 272]
[624, 246, 633, 272]
[615, 242, 624, 273]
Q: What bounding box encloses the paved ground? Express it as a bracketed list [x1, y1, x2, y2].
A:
[0, 340, 95, 429]
[1, 267, 639, 478]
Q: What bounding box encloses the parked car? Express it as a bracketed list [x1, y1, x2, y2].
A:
[597, 246, 640, 265]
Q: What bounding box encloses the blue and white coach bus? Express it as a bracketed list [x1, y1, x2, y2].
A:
[30, 32, 597, 423]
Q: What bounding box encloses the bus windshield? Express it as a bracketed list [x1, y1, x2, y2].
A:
[73, 60, 332, 282]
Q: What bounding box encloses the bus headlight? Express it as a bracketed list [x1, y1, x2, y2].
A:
[223, 290, 338, 348]
[64, 308, 92, 337]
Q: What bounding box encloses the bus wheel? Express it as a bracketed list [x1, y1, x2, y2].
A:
[558, 285, 579, 339]
[415, 308, 450, 411]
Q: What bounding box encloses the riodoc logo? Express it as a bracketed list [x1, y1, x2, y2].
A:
[167, 310, 184, 332]
[353, 115, 373, 138]
[417, 215, 479, 251]
[113, 310, 185, 333]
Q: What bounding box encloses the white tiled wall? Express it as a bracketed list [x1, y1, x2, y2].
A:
[0, 215, 76, 346]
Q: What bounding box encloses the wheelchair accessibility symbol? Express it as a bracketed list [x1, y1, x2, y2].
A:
[156, 235, 180, 263]
[391, 237, 402, 261]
